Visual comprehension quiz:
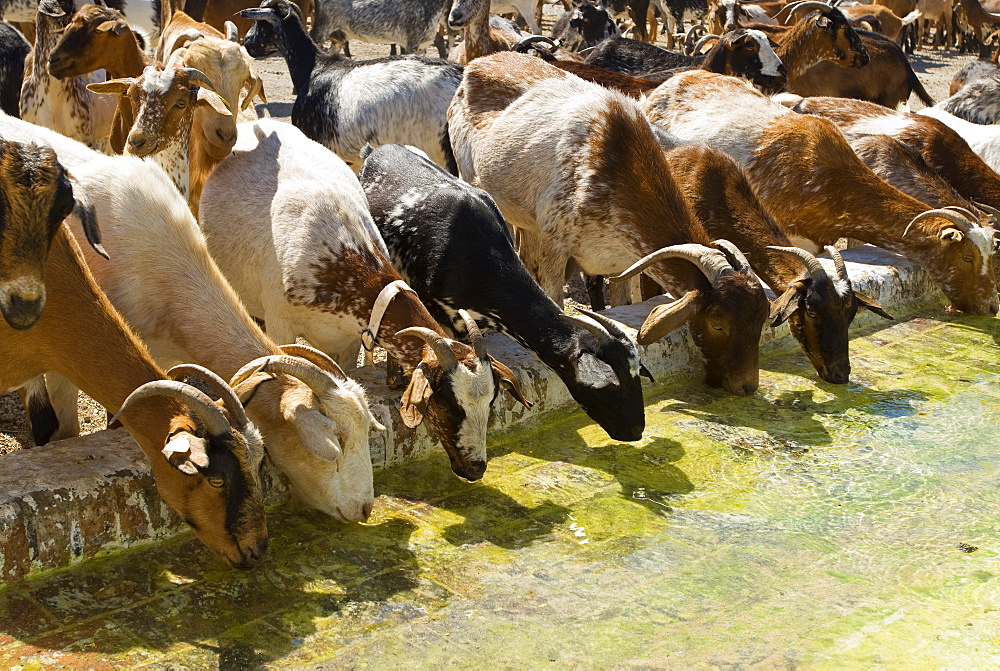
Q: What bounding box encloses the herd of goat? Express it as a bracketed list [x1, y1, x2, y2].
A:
[1, 0, 1000, 569]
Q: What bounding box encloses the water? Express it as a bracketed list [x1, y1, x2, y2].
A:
[1, 308, 999, 667]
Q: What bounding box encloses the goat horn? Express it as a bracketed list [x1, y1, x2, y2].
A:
[237, 7, 281, 23]
[902, 208, 977, 237]
[224, 20, 239, 41]
[111, 380, 232, 438]
[943, 206, 981, 223]
[396, 327, 459, 370]
[972, 199, 1000, 223]
[785, 1, 832, 23]
[561, 312, 613, 345]
[766, 245, 827, 284]
[182, 68, 220, 93]
[611, 244, 733, 287]
[684, 22, 707, 53]
[576, 306, 631, 340]
[693, 33, 720, 53]
[513, 34, 559, 53]
[230, 354, 338, 397]
[458, 309, 488, 359]
[279, 344, 348, 383]
[713, 239, 753, 273]
[167, 364, 250, 429]
[824, 245, 851, 285]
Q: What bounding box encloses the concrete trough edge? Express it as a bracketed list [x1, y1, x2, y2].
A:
[0, 246, 944, 585]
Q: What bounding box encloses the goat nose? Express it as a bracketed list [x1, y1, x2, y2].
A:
[741, 381, 758, 397]
[1, 291, 45, 330]
[361, 500, 374, 520]
[128, 134, 147, 153]
[249, 537, 268, 562]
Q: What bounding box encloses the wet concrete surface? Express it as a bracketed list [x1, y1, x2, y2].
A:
[2, 308, 999, 667]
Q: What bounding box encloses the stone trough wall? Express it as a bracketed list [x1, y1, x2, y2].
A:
[0, 246, 945, 584]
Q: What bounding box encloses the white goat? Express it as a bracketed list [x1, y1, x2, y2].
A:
[0, 113, 383, 523]
[198, 119, 532, 482]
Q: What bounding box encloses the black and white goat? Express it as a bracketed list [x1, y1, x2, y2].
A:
[240, 0, 463, 173]
[359, 144, 649, 442]
[309, 0, 450, 54]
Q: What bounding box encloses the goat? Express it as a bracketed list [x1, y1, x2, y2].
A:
[199, 120, 531, 481]
[791, 95, 1000, 209]
[310, 0, 450, 54]
[664, 142, 892, 383]
[950, 48, 1000, 94]
[2, 220, 268, 567]
[836, 3, 916, 41]
[0, 112, 384, 524]
[360, 143, 649, 441]
[449, 53, 770, 396]
[0, 138, 104, 331]
[492, 0, 542, 33]
[935, 73, 1000, 123]
[581, 28, 787, 90]
[708, 0, 777, 34]
[549, 0, 619, 52]
[0, 21, 29, 117]
[644, 70, 998, 315]
[240, 0, 463, 173]
[88, 66, 236, 211]
[19, 0, 117, 149]
[448, 0, 526, 64]
[48, 5, 248, 213]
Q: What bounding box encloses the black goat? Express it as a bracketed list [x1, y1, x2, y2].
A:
[359, 144, 650, 443]
[550, 1, 619, 51]
[240, 0, 463, 173]
[0, 21, 29, 117]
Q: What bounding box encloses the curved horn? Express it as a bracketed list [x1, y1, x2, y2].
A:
[784, 1, 832, 23]
[902, 208, 977, 237]
[38, 0, 66, 18]
[684, 22, 707, 53]
[575, 306, 630, 341]
[824, 245, 850, 285]
[611, 244, 733, 287]
[181, 68, 219, 93]
[942, 206, 981, 223]
[561, 312, 613, 345]
[167, 364, 250, 429]
[230, 355, 337, 398]
[713, 239, 753, 274]
[66, 174, 108, 260]
[279, 344, 348, 383]
[513, 34, 559, 53]
[693, 33, 721, 53]
[237, 7, 281, 23]
[111, 380, 232, 437]
[224, 20, 239, 41]
[766, 245, 827, 284]
[458, 309, 487, 359]
[972, 199, 1000, 223]
[395, 327, 459, 370]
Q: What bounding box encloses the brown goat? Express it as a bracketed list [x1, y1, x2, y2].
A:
[1, 223, 269, 567]
[448, 0, 524, 64]
[0, 139, 104, 330]
[665, 143, 892, 384]
[644, 71, 998, 316]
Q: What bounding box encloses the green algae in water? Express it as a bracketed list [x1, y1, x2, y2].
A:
[3, 310, 1000, 668]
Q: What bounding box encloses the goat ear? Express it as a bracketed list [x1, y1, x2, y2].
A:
[196, 88, 233, 115]
[230, 371, 275, 405]
[96, 19, 127, 35]
[491, 359, 532, 409]
[769, 284, 804, 327]
[291, 407, 344, 462]
[87, 79, 131, 96]
[854, 291, 894, 320]
[938, 228, 965, 244]
[400, 367, 433, 429]
[162, 431, 209, 475]
[637, 291, 699, 345]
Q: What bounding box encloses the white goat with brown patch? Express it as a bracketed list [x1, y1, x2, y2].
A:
[199, 119, 532, 481]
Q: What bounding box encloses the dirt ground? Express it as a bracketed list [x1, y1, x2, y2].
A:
[0, 15, 980, 454]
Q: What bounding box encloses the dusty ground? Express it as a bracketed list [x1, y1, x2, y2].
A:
[0, 19, 979, 454]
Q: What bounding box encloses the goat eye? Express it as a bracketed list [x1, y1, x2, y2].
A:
[963, 255, 973, 263]
[806, 309, 818, 318]
[176, 100, 187, 109]
[207, 477, 225, 488]
[711, 321, 725, 331]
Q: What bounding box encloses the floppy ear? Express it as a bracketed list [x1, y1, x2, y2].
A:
[638, 291, 699, 345]
[108, 96, 135, 154]
[87, 79, 132, 95]
[196, 87, 232, 116]
[938, 228, 965, 244]
[231, 371, 275, 405]
[855, 291, 893, 320]
[291, 406, 343, 462]
[400, 367, 433, 428]
[769, 283, 805, 327]
[162, 431, 209, 475]
[491, 360, 532, 409]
